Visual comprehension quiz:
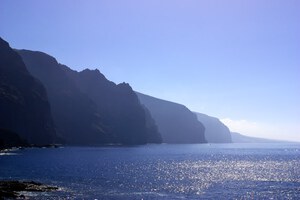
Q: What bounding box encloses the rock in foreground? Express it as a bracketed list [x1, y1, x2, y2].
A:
[0, 180, 58, 199]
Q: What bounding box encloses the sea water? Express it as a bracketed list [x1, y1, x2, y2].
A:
[0, 143, 299, 199]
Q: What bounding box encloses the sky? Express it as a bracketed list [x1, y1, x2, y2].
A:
[1, 0, 299, 141]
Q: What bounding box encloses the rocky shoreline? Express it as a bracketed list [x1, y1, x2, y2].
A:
[0, 180, 59, 199]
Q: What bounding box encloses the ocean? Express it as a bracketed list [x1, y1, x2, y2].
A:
[1, 143, 299, 199]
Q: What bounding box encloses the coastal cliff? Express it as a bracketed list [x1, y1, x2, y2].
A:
[0, 38, 57, 145]
[18, 50, 161, 145]
[136, 92, 206, 144]
[195, 112, 232, 143]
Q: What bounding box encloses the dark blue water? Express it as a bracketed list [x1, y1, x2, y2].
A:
[1, 143, 300, 199]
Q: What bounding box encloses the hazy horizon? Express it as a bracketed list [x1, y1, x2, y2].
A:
[1, 0, 299, 141]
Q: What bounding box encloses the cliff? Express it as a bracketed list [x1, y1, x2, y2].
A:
[17, 50, 112, 145]
[195, 112, 232, 143]
[0, 38, 57, 145]
[136, 92, 206, 143]
[17, 50, 161, 145]
[62, 67, 162, 144]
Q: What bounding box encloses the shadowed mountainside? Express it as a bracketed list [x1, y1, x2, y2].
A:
[0, 38, 57, 145]
[142, 105, 162, 143]
[62, 66, 162, 144]
[17, 50, 161, 145]
[136, 92, 206, 144]
[17, 50, 109, 145]
[195, 112, 232, 143]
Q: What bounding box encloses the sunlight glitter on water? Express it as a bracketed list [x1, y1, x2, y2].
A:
[125, 157, 300, 197]
[1, 144, 300, 199]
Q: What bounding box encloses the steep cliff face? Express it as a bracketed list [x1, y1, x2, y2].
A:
[63, 67, 162, 144]
[0, 38, 57, 145]
[17, 50, 110, 145]
[142, 106, 162, 143]
[18, 50, 161, 145]
[195, 112, 232, 143]
[136, 92, 206, 144]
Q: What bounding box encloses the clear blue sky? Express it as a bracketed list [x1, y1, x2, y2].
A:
[1, 0, 299, 141]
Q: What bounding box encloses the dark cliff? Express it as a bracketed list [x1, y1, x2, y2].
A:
[17, 50, 161, 145]
[0, 38, 57, 145]
[17, 50, 110, 145]
[195, 112, 232, 143]
[142, 106, 162, 143]
[136, 92, 206, 144]
[62, 67, 162, 144]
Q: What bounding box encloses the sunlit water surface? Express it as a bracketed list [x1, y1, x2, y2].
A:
[1, 143, 299, 199]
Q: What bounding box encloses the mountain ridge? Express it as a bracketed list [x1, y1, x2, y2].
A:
[17, 49, 162, 145]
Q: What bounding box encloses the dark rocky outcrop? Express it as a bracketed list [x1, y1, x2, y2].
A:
[195, 112, 232, 143]
[18, 50, 161, 145]
[0, 38, 57, 145]
[0, 180, 58, 199]
[136, 92, 206, 144]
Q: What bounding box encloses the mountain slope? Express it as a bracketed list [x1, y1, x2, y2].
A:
[0, 37, 57, 145]
[136, 92, 206, 144]
[17, 50, 110, 145]
[18, 50, 161, 145]
[195, 112, 232, 143]
[62, 67, 162, 144]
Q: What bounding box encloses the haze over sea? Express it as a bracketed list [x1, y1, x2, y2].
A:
[1, 143, 299, 199]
